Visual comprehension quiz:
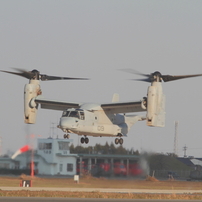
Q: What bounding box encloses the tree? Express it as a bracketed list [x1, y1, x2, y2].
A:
[69, 142, 139, 155]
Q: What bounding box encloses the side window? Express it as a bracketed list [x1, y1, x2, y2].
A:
[67, 163, 73, 172]
[59, 164, 63, 172]
[80, 112, 85, 120]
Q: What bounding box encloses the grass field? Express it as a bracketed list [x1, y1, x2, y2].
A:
[1, 175, 202, 190]
[0, 175, 202, 200]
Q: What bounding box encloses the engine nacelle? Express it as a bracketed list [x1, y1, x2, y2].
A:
[24, 81, 41, 124]
[146, 82, 165, 127]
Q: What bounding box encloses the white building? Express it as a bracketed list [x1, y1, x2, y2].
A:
[14, 138, 78, 176]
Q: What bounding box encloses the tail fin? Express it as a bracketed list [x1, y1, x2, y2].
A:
[112, 93, 119, 103]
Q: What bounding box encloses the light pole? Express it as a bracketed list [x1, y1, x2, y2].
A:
[30, 134, 35, 177]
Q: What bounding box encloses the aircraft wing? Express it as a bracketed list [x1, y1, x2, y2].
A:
[35, 96, 80, 111]
[101, 101, 146, 113]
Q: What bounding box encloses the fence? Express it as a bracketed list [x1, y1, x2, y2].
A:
[150, 170, 191, 179]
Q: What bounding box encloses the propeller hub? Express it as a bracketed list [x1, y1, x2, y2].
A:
[151, 71, 162, 82]
[31, 69, 40, 80]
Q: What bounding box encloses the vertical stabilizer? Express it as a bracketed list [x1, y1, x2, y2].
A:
[112, 93, 119, 103]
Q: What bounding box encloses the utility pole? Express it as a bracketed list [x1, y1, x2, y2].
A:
[50, 122, 58, 138]
[183, 145, 188, 158]
[0, 137, 2, 156]
[30, 134, 35, 177]
[174, 121, 179, 156]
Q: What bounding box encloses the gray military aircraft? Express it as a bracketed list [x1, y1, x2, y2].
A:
[1, 68, 202, 145]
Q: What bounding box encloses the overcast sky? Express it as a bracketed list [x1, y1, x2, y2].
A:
[1, 0, 202, 157]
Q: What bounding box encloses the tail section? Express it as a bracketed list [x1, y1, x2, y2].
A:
[112, 93, 119, 103]
[120, 115, 146, 136]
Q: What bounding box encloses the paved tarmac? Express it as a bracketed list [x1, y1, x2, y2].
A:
[0, 186, 202, 194]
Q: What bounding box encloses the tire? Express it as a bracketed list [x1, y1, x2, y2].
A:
[81, 137, 85, 144]
[85, 137, 89, 144]
[115, 138, 119, 145]
[119, 138, 123, 145]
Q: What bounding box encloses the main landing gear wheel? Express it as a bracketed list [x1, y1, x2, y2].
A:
[115, 138, 119, 145]
[115, 138, 123, 145]
[81, 137, 85, 144]
[84, 137, 89, 144]
[119, 138, 123, 145]
[64, 134, 70, 139]
[80, 137, 89, 144]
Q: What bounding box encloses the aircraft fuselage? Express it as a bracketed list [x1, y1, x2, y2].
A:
[58, 107, 140, 137]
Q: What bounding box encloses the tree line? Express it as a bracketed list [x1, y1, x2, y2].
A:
[70, 142, 140, 155]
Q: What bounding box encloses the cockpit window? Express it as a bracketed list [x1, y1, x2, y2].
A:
[69, 111, 79, 118]
[62, 111, 70, 117]
[62, 110, 85, 120]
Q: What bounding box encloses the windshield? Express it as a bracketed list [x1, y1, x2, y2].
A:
[69, 111, 79, 118]
[62, 111, 70, 117]
[62, 110, 85, 120]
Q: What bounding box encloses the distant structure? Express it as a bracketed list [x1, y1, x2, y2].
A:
[49, 122, 58, 138]
[0, 137, 2, 156]
[174, 121, 179, 156]
[183, 145, 188, 158]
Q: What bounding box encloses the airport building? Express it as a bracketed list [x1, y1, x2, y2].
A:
[0, 137, 141, 176]
[1, 137, 202, 178]
[16, 138, 77, 175]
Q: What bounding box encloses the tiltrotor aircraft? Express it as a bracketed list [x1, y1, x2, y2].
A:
[1, 68, 202, 145]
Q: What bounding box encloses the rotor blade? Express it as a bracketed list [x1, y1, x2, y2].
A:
[1, 68, 89, 81]
[119, 69, 150, 77]
[130, 78, 151, 82]
[0, 69, 33, 79]
[40, 74, 89, 81]
[162, 74, 202, 82]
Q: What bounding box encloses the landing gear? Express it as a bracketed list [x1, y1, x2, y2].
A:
[115, 138, 119, 145]
[64, 134, 70, 139]
[80, 136, 89, 144]
[115, 137, 123, 145]
[119, 138, 123, 145]
[81, 137, 85, 144]
[84, 137, 89, 144]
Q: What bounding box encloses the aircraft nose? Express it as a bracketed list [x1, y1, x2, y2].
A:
[58, 118, 78, 130]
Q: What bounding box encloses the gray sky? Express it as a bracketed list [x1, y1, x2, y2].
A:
[1, 0, 202, 157]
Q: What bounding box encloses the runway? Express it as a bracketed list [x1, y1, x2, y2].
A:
[0, 186, 202, 194]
